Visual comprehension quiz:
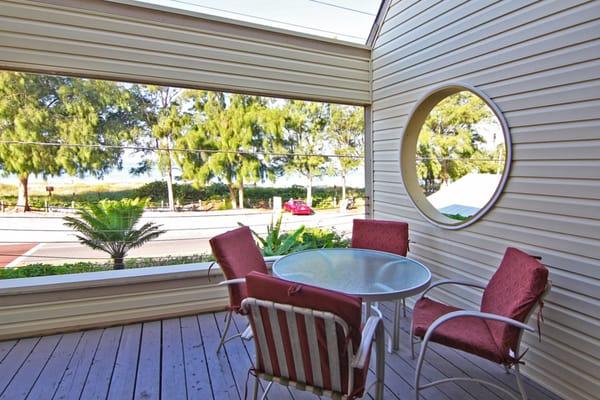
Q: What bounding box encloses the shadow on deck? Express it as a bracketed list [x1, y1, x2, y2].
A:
[0, 303, 560, 400]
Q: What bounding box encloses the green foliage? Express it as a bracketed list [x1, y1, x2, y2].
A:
[240, 215, 311, 256]
[416, 91, 505, 194]
[0, 254, 214, 280]
[442, 213, 470, 221]
[239, 217, 350, 256]
[0, 72, 137, 210]
[63, 198, 166, 269]
[283, 100, 329, 206]
[327, 105, 364, 200]
[298, 227, 350, 249]
[129, 85, 186, 210]
[177, 92, 285, 208]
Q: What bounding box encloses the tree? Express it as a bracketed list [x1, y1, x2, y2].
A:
[0, 72, 136, 211]
[327, 105, 364, 202]
[177, 91, 284, 208]
[416, 91, 493, 194]
[129, 85, 185, 211]
[64, 198, 165, 269]
[283, 100, 329, 206]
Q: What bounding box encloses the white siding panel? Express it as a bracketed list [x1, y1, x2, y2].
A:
[372, 2, 600, 397]
[0, 0, 371, 104]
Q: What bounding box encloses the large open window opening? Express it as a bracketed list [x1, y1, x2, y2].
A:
[0, 71, 365, 276]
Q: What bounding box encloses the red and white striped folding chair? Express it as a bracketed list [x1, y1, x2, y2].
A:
[242, 271, 386, 400]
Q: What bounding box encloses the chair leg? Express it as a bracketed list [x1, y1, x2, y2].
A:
[260, 381, 273, 400]
[514, 364, 528, 400]
[216, 310, 233, 353]
[374, 320, 386, 400]
[409, 315, 416, 360]
[252, 376, 260, 400]
[413, 330, 430, 400]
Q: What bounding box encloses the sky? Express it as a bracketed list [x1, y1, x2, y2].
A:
[131, 0, 382, 43]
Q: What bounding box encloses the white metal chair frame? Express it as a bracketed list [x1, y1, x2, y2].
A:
[215, 277, 251, 353]
[410, 279, 552, 400]
[241, 297, 386, 400]
[213, 256, 282, 353]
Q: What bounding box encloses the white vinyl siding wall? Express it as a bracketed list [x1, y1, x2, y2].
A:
[0, 0, 371, 105]
[371, 1, 600, 400]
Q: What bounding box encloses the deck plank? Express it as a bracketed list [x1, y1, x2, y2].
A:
[0, 337, 40, 395]
[197, 313, 239, 400]
[161, 318, 188, 399]
[0, 340, 16, 363]
[134, 320, 161, 400]
[27, 332, 82, 400]
[0, 335, 61, 400]
[80, 326, 122, 400]
[230, 312, 315, 400]
[0, 309, 561, 400]
[52, 329, 103, 400]
[106, 323, 142, 400]
[180, 315, 213, 400]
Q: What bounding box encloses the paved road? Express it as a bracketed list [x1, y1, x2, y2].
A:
[0, 208, 363, 266]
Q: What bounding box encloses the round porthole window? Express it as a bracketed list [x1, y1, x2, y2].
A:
[400, 84, 511, 229]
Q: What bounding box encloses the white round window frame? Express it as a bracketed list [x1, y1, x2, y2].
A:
[400, 83, 512, 230]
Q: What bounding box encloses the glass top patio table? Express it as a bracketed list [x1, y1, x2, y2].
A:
[272, 248, 431, 301]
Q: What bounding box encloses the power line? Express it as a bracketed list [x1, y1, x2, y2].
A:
[168, 0, 365, 40]
[0, 210, 363, 220]
[0, 212, 357, 231]
[307, 0, 376, 16]
[0, 140, 364, 159]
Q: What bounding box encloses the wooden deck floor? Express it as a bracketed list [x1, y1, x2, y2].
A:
[0, 303, 561, 400]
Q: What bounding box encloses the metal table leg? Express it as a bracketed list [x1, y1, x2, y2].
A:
[392, 299, 402, 351]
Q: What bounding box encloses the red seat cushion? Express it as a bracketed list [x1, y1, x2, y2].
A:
[481, 247, 549, 357]
[209, 226, 268, 311]
[413, 247, 549, 365]
[413, 298, 504, 363]
[245, 272, 368, 398]
[351, 219, 409, 256]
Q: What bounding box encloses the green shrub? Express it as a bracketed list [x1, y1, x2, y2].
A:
[297, 227, 350, 249]
[0, 254, 214, 280]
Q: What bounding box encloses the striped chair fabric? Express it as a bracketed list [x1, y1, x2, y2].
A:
[243, 298, 357, 399]
[242, 271, 383, 400]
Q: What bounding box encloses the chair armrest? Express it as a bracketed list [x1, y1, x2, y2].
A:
[218, 278, 246, 286]
[424, 310, 534, 344]
[353, 316, 384, 369]
[420, 279, 486, 299]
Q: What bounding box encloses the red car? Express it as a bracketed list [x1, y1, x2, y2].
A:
[283, 199, 314, 215]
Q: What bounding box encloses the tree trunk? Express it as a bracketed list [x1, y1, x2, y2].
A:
[113, 256, 125, 270]
[228, 185, 238, 209]
[238, 180, 245, 209]
[16, 174, 31, 212]
[306, 175, 313, 207]
[341, 174, 347, 203]
[166, 149, 175, 211]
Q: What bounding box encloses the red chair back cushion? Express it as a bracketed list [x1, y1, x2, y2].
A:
[351, 219, 409, 256]
[481, 247, 548, 355]
[209, 226, 268, 310]
[245, 272, 364, 396]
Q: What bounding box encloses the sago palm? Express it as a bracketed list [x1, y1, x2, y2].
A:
[64, 198, 165, 269]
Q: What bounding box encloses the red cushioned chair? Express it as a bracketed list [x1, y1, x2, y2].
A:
[209, 226, 269, 353]
[242, 272, 386, 400]
[411, 247, 551, 400]
[351, 218, 410, 350]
